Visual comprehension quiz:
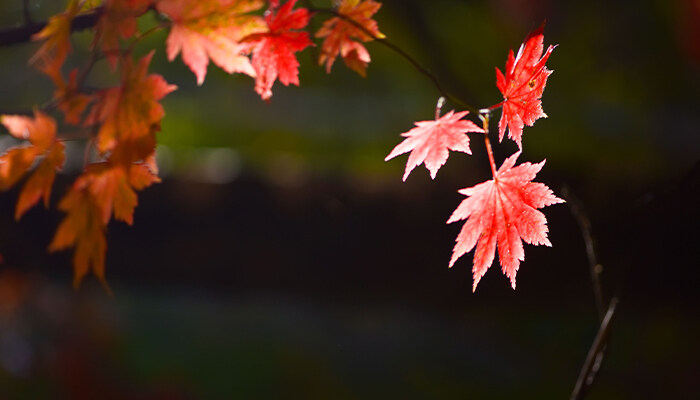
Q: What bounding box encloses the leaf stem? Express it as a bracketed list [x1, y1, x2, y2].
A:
[435, 96, 445, 120]
[128, 22, 169, 52]
[485, 100, 505, 112]
[479, 113, 497, 177]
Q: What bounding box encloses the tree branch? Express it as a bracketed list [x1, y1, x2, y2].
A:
[561, 185, 618, 399]
[22, 0, 34, 26]
[570, 297, 619, 400]
[561, 185, 606, 319]
[0, 8, 102, 47]
[307, 5, 478, 114]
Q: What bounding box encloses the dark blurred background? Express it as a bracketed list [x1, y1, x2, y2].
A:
[0, 0, 698, 398]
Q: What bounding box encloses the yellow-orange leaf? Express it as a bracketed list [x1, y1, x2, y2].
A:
[1, 110, 57, 151]
[50, 161, 159, 287]
[157, 0, 266, 85]
[49, 186, 107, 289]
[29, 2, 78, 81]
[128, 163, 161, 190]
[0, 147, 40, 191]
[86, 52, 177, 154]
[86, 164, 137, 225]
[0, 111, 64, 215]
[15, 142, 65, 220]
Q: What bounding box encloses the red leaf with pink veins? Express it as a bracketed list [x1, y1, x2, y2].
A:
[244, 0, 312, 100]
[496, 24, 556, 148]
[447, 152, 564, 291]
[385, 110, 483, 181]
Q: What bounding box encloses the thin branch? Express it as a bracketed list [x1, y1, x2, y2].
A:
[561, 185, 606, 319]
[22, 0, 34, 26]
[570, 297, 619, 400]
[0, 8, 102, 47]
[0, 108, 33, 116]
[127, 22, 169, 52]
[307, 5, 478, 114]
[75, 50, 100, 89]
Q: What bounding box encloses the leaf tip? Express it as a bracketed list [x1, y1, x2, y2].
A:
[472, 276, 481, 292]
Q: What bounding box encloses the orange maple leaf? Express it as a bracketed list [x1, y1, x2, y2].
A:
[29, 0, 83, 81]
[93, 0, 152, 69]
[1, 109, 57, 151]
[0, 148, 40, 191]
[447, 152, 564, 291]
[50, 162, 159, 288]
[86, 163, 160, 225]
[54, 69, 93, 125]
[30, 14, 71, 80]
[0, 111, 65, 219]
[315, 0, 384, 76]
[85, 51, 177, 154]
[157, 0, 267, 85]
[49, 183, 108, 289]
[15, 143, 65, 220]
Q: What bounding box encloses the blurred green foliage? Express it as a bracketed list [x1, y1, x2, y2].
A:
[0, 0, 697, 200]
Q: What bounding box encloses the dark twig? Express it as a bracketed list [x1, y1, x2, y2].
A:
[562, 185, 617, 399]
[0, 8, 102, 47]
[307, 5, 478, 114]
[22, 0, 34, 26]
[570, 297, 619, 400]
[562, 185, 606, 319]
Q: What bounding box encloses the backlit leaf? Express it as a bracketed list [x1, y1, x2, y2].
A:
[385, 110, 483, 181]
[242, 0, 312, 100]
[85, 51, 177, 154]
[496, 24, 556, 148]
[447, 152, 564, 291]
[157, 0, 266, 85]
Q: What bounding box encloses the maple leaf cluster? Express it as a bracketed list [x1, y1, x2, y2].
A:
[158, 0, 383, 98]
[385, 24, 563, 291]
[0, 0, 385, 288]
[1, 0, 561, 294]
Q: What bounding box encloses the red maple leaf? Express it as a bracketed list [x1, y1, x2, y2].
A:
[242, 0, 312, 100]
[315, 0, 384, 76]
[157, 0, 267, 85]
[447, 152, 564, 291]
[496, 24, 556, 148]
[385, 110, 483, 181]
